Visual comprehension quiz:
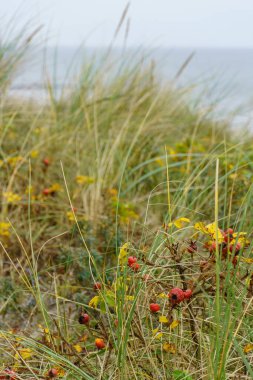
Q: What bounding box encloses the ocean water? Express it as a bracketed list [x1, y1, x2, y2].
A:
[11, 47, 253, 127]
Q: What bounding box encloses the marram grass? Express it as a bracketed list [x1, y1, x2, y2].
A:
[0, 27, 253, 380]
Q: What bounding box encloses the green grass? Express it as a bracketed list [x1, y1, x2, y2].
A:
[0, 25, 253, 379]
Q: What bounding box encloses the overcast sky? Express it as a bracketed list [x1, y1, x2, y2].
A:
[2, 0, 253, 48]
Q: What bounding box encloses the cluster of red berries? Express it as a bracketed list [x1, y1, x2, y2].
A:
[149, 288, 193, 312]
[0, 369, 16, 380]
[168, 287, 193, 305]
[127, 256, 140, 272]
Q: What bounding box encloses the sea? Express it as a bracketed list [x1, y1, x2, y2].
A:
[10, 47, 253, 128]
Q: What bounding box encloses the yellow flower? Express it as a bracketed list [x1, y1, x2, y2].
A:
[157, 293, 168, 299]
[159, 316, 169, 324]
[25, 185, 34, 194]
[163, 342, 176, 353]
[125, 295, 134, 301]
[168, 217, 190, 229]
[3, 192, 21, 204]
[75, 175, 95, 185]
[30, 150, 39, 158]
[15, 348, 34, 360]
[108, 188, 118, 197]
[170, 320, 179, 330]
[155, 157, 164, 167]
[7, 156, 23, 167]
[0, 222, 11, 237]
[73, 344, 82, 353]
[66, 211, 75, 222]
[241, 257, 253, 264]
[50, 183, 62, 192]
[89, 295, 100, 308]
[244, 343, 253, 353]
[118, 242, 130, 267]
[194, 222, 223, 242]
[231, 232, 249, 245]
[152, 328, 163, 340]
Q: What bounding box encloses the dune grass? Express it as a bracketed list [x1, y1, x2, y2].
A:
[0, 27, 253, 380]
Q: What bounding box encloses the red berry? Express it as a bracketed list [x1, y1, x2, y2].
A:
[0, 369, 16, 379]
[222, 245, 229, 255]
[229, 243, 241, 254]
[208, 241, 218, 253]
[168, 288, 185, 305]
[232, 256, 238, 267]
[43, 188, 50, 196]
[224, 228, 234, 243]
[43, 158, 50, 166]
[187, 241, 197, 253]
[149, 303, 160, 313]
[79, 313, 90, 325]
[128, 256, 137, 267]
[94, 282, 101, 290]
[48, 368, 58, 378]
[184, 289, 193, 299]
[95, 338, 106, 350]
[130, 262, 140, 272]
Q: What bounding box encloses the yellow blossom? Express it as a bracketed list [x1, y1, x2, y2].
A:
[194, 222, 223, 242]
[168, 217, 190, 229]
[108, 188, 118, 197]
[231, 232, 249, 245]
[73, 344, 82, 353]
[7, 156, 23, 166]
[50, 183, 62, 192]
[3, 192, 21, 204]
[125, 295, 134, 301]
[89, 295, 100, 308]
[25, 185, 34, 194]
[170, 320, 180, 330]
[30, 150, 39, 158]
[244, 343, 253, 353]
[155, 157, 164, 166]
[75, 175, 95, 185]
[159, 316, 169, 324]
[152, 328, 163, 340]
[163, 342, 176, 353]
[66, 211, 75, 222]
[241, 257, 253, 264]
[118, 242, 130, 267]
[157, 293, 168, 299]
[0, 222, 11, 237]
[14, 348, 34, 360]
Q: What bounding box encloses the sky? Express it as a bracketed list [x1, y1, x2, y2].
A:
[2, 0, 253, 48]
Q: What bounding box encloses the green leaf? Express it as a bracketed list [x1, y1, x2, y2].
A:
[172, 370, 193, 380]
